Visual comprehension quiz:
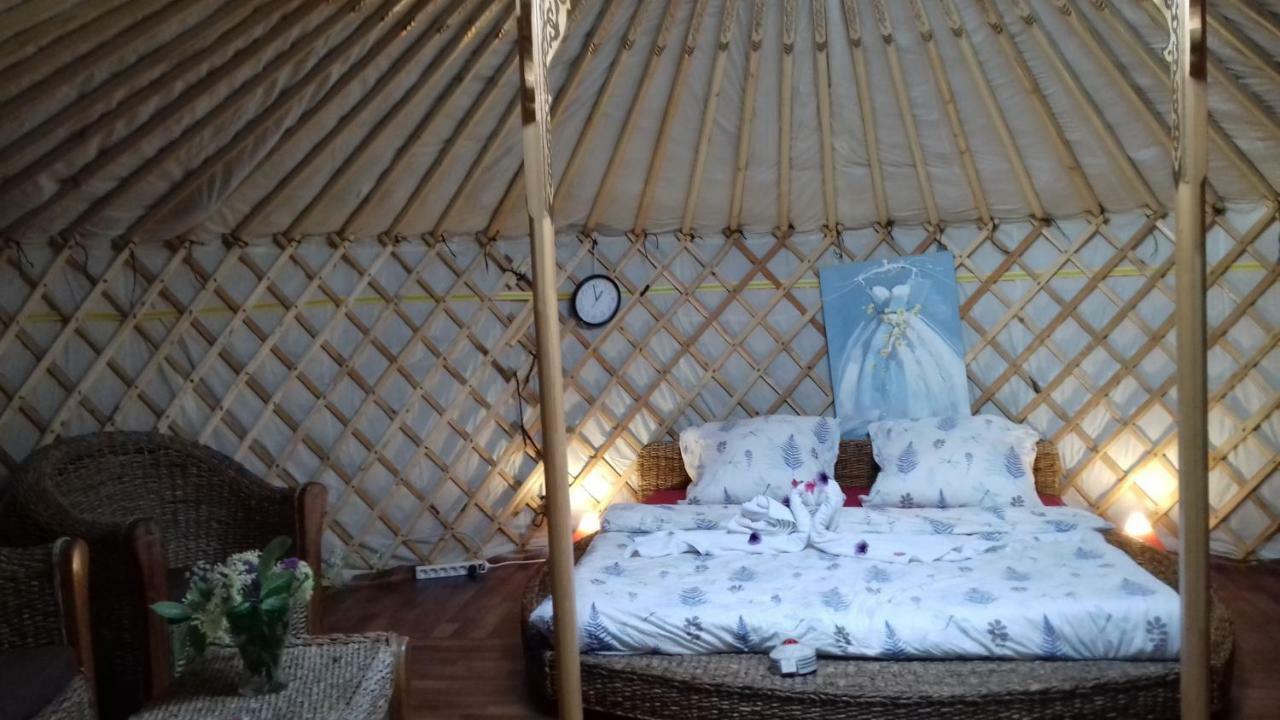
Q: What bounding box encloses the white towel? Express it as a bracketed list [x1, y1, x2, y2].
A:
[726, 495, 798, 535]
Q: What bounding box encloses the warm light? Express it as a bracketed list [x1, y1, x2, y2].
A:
[576, 510, 602, 536]
[1123, 511, 1154, 538]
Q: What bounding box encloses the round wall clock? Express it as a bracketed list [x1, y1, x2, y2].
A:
[571, 274, 621, 327]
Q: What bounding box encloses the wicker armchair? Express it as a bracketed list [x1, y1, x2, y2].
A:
[0, 538, 96, 720]
[4, 432, 326, 720]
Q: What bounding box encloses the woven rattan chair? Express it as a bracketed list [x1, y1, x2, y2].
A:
[522, 439, 1235, 720]
[4, 432, 326, 720]
[0, 537, 96, 720]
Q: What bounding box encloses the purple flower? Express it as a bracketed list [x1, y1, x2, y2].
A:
[855, 540, 869, 556]
[748, 532, 762, 546]
[816, 471, 830, 486]
[280, 557, 301, 571]
[781, 496, 791, 508]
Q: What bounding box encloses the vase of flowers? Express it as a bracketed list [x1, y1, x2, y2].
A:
[151, 537, 314, 695]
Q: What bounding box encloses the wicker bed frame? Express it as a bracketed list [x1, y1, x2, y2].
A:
[522, 439, 1234, 719]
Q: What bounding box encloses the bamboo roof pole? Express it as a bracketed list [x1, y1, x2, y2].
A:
[873, 0, 939, 227]
[584, 0, 680, 234]
[777, 0, 798, 232]
[1058, 0, 1224, 205]
[539, 1, 649, 225]
[1094, 1, 1275, 197]
[1208, 7, 1280, 87]
[430, 92, 522, 234]
[840, 0, 887, 225]
[727, 0, 765, 230]
[1134, 1, 1280, 139]
[232, 0, 463, 234]
[1011, 0, 1161, 211]
[0, 0, 171, 100]
[343, 13, 520, 233]
[979, 0, 1101, 216]
[87, 4, 346, 240]
[633, 0, 712, 234]
[0, 0, 273, 180]
[60, 0, 369, 239]
[483, 0, 626, 238]
[812, 0, 838, 231]
[1224, 0, 1280, 42]
[285, 0, 505, 235]
[387, 45, 521, 233]
[910, 0, 989, 224]
[516, 0, 581, 716]
[1171, 0, 1210, 713]
[681, 0, 741, 235]
[0, 0, 106, 56]
[938, 0, 1043, 219]
[0, 0, 321, 237]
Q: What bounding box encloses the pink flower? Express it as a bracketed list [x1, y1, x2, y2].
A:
[791, 479, 800, 488]
[804, 480, 816, 493]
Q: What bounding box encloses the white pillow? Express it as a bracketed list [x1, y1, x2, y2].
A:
[679, 416, 839, 505]
[861, 415, 1041, 508]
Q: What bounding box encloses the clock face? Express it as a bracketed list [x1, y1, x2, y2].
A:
[572, 274, 621, 327]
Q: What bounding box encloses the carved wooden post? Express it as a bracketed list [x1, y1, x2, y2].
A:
[1169, 0, 1210, 717]
[516, 1, 582, 718]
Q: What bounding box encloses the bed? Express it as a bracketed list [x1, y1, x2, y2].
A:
[521, 439, 1234, 719]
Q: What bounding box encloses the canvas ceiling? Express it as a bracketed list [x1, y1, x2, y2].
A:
[0, 0, 1278, 243]
[0, 0, 1278, 569]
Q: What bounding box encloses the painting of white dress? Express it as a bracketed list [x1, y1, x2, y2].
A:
[819, 252, 970, 438]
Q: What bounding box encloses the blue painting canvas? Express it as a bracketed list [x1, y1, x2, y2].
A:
[819, 252, 970, 438]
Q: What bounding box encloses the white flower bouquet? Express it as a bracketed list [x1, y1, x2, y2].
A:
[152, 536, 314, 694]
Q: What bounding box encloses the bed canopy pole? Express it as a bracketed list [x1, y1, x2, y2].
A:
[516, 0, 583, 718]
[1169, 0, 1210, 717]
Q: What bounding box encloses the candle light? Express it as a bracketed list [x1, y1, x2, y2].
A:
[1123, 511, 1154, 539]
[574, 510, 601, 541]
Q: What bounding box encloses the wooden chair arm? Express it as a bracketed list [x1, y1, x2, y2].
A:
[127, 518, 171, 702]
[55, 537, 96, 712]
[295, 482, 327, 633]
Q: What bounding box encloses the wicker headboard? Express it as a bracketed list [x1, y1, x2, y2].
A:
[634, 439, 1063, 499]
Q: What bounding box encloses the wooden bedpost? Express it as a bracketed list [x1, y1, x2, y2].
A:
[1169, 0, 1210, 717]
[516, 1, 583, 718]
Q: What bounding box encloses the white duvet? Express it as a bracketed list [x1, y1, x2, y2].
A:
[529, 503, 1180, 660]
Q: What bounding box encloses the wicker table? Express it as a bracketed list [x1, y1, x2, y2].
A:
[131, 634, 406, 720]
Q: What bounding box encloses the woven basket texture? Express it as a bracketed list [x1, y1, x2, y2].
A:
[634, 439, 1064, 498]
[31, 673, 95, 720]
[0, 540, 66, 650]
[133, 634, 396, 720]
[5, 432, 304, 719]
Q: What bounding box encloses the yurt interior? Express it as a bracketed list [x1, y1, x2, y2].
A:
[1, 0, 1278, 718]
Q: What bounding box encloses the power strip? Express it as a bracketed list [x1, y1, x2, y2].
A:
[414, 560, 488, 580]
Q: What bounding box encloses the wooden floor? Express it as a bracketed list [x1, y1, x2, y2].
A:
[322, 559, 1280, 719]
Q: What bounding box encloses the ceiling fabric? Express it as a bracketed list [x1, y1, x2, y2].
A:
[0, 0, 1277, 244]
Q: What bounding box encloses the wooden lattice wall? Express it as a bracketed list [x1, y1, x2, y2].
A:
[1, 203, 1277, 567]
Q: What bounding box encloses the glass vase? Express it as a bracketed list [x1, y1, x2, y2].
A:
[232, 614, 290, 695]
